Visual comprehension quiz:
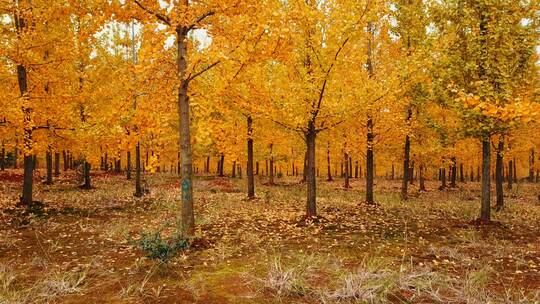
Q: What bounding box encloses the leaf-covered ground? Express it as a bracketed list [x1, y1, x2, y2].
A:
[1, 170, 540, 303]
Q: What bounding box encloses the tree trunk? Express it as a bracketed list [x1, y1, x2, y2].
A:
[13, 147, 18, 169]
[176, 25, 195, 236]
[529, 148, 535, 182]
[480, 138, 491, 224]
[0, 143, 4, 171]
[401, 132, 411, 200]
[16, 14, 33, 206]
[459, 163, 464, 183]
[495, 139, 504, 211]
[366, 116, 375, 205]
[306, 124, 317, 217]
[440, 168, 447, 190]
[21, 155, 33, 205]
[205, 156, 210, 173]
[82, 161, 92, 189]
[232, 160, 236, 178]
[63, 150, 68, 171]
[355, 161, 359, 178]
[450, 157, 457, 188]
[269, 144, 275, 185]
[256, 161, 259, 175]
[54, 152, 60, 176]
[419, 164, 426, 191]
[513, 158, 517, 183]
[344, 152, 350, 188]
[507, 160, 513, 190]
[134, 143, 143, 197]
[127, 150, 132, 180]
[301, 151, 307, 183]
[219, 154, 225, 176]
[45, 149, 53, 185]
[247, 116, 255, 199]
[326, 142, 333, 181]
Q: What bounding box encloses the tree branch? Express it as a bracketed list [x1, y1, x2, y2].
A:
[187, 11, 215, 31]
[132, 0, 171, 26]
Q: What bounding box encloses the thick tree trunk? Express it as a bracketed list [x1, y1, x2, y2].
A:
[326, 142, 333, 181]
[82, 161, 92, 189]
[54, 152, 60, 176]
[218, 154, 225, 177]
[176, 25, 195, 236]
[256, 161, 259, 175]
[205, 156, 210, 173]
[480, 138, 491, 224]
[306, 125, 317, 217]
[401, 133, 411, 200]
[104, 152, 108, 172]
[17, 32, 33, 206]
[495, 139, 504, 211]
[366, 116, 374, 205]
[247, 116, 255, 199]
[459, 163, 464, 183]
[21, 155, 33, 205]
[450, 157, 457, 188]
[440, 168, 447, 190]
[232, 160, 236, 178]
[45, 149, 53, 185]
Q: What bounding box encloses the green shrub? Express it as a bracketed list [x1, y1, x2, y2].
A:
[138, 232, 189, 262]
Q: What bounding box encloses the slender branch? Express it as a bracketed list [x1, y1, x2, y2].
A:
[132, 0, 171, 26]
[187, 11, 215, 31]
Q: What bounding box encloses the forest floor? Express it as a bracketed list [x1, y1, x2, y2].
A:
[1, 170, 540, 304]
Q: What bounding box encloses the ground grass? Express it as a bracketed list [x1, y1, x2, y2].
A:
[1, 170, 540, 303]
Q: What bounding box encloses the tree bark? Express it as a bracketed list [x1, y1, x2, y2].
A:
[344, 151, 350, 188]
[495, 139, 504, 211]
[82, 161, 92, 189]
[306, 124, 317, 217]
[16, 11, 33, 206]
[401, 132, 411, 200]
[459, 163, 464, 182]
[127, 150, 132, 180]
[134, 143, 143, 197]
[45, 149, 53, 185]
[480, 138, 491, 223]
[440, 168, 447, 190]
[450, 157, 457, 188]
[54, 152, 60, 176]
[419, 164, 426, 191]
[513, 158, 517, 183]
[269, 144, 275, 185]
[529, 148, 535, 182]
[0, 143, 4, 171]
[232, 160, 236, 178]
[326, 142, 333, 181]
[507, 160, 513, 190]
[247, 116, 255, 199]
[366, 116, 375, 205]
